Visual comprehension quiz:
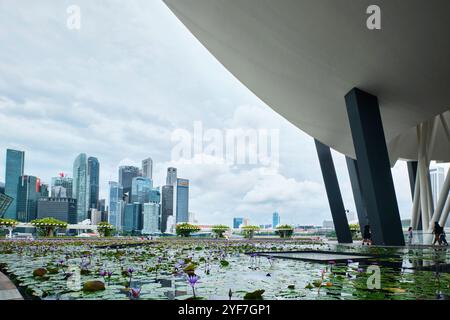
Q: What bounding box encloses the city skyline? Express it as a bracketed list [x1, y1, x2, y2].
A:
[0, 1, 448, 227]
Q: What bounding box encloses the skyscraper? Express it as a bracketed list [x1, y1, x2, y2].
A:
[119, 166, 140, 201]
[16, 175, 40, 222]
[88, 157, 100, 210]
[0, 181, 5, 194]
[175, 178, 189, 223]
[166, 167, 177, 185]
[131, 177, 152, 204]
[142, 202, 160, 234]
[430, 167, 445, 209]
[272, 211, 280, 228]
[123, 202, 142, 234]
[73, 153, 89, 222]
[233, 217, 244, 229]
[108, 181, 123, 230]
[161, 185, 174, 233]
[40, 183, 49, 198]
[4, 149, 25, 219]
[51, 174, 73, 198]
[37, 197, 77, 224]
[142, 158, 153, 180]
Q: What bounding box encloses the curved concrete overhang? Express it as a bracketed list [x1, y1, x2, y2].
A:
[163, 0, 450, 164]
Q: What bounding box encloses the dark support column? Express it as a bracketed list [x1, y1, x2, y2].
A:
[314, 139, 353, 243]
[407, 161, 422, 230]
[345, 88, 405, 246]
[345, 156, 369, 234]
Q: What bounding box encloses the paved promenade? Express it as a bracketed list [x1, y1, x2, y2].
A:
[0, 272, 23, 300]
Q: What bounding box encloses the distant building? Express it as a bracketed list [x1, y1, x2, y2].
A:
[166, 167, 177, 185]
[242, 218, 249, 227]
[16, 175, 41, 222]
[142, 202, 160, 234]
[119, 166, 140, 202]
[188, 211, 197, 224]
[4, 149, 25, 219]
[73, 153, 89, 222]
[161, 185, 174, 233]
[175, 178, 189, 223]
[430, 167, 445, 209]
[272, 212, 280, 228]
[90, 208, 102, 225]
[40, 183, 49, 198]
[233, 217, 244, 229]
[131, 177, 152, 203]
[51, 174, 73, 198]
[123, 203, 142, 234]
[322, 220, 334, 229]
[142, 158, 153, 180]
[108, 181, 124, 230]
[37, 198, 77, 224]
[88, 157, 100, 210]
[166, 215, 175, 234]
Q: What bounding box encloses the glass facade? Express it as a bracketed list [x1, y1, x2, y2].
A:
[51, 175, 73, 198]
[161, 185, 173, 233]
[4, 149, 25, 219]
[119, 166, 140, 201]
[166, 167, 177, 185]
[88, 157, 100, 210]
[16, 175, 40, 222]
[273, 211, 280, 228]
[142, 202, 160, 234]
[131, 177, 152, 203]
[108, 181, 123, 230]
[233, 217, 244, 229]
[123, 202, 142, 233]
[142, 157, 153, 179]
[175, 178, 189, 223]
[73, 153, 89, 222]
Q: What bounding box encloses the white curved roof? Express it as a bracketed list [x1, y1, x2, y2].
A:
[163, 0, 450, 164]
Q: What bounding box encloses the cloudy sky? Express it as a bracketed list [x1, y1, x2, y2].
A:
[0, 0, 440, 226]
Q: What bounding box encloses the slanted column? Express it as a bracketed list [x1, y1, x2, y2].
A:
[407, 161, 422, 230]
[314, 139, 353, 243]
[345, 156, 369, 235]
[345, 88, 405, 246]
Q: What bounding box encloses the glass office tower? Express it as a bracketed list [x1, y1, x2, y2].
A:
[4, 149, 25, 219]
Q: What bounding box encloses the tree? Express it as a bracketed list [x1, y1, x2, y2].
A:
[176, 223, 201, 237]
[211, 225, 230, 238]
[241, 225, 260, 239]
[275, 224, 294, 238]
[97, 222, 114, 237]
[31, 217, 67, 237]
[349, 223, 361, 239]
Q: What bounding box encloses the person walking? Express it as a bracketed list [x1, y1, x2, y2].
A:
[432, 222, 443, 245]
[439, 229, 448, 246]
[407, 227, 413, 245]
[362, 225, 372, 245]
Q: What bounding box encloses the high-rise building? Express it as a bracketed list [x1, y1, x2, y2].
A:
[40, 183, 49, 198]
[149, 187, 161, 204]
[0, 181, 5, 194]
[16, 175, 41, 222]
[166, 167, 177, 185]
[233, 217, 244, 229]
[88, 157, 100, 210]
[0, 193, 13, 217]
[142, 202, 160, 234]
[142, 158, 153, 180]
[430, 167, 445, 209]
[4, 149, 25, 219]
[108, 181, 124, 230]
[73, 153, 89, 222]
[51, 174, 73, 198]
[90, 208, 102, 225]
[37, 197, 77, 224]
[175, 178, 189, 223]
[119, 166, 140, 201]
[161, 185, 174, 233]
[272, 211, 280, 228]
[131, 177, 153, 204]
[123, 202, 142, 234]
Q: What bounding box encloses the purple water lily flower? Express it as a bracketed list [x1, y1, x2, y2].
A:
[107, 271, 113, 277]
[127, 267, 134, 274]
[99, 270, 107, 277]
[187, 274, 199, 298]
[357, 267, 364, 273]
[347, 259, 354, 264]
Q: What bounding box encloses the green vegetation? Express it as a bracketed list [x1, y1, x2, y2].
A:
[211, 225, 230, 238]
[30, 217, 67, 237]
[97, 222, 114, 237]
[241, 225, 260, 239]
[176, 223, 201, 237]
[275, 225, 294, 238]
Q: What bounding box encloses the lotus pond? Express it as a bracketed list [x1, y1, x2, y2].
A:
[0, 238, 449, 300]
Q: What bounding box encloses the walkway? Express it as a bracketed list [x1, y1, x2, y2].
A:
[0, 272, 23, 300]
